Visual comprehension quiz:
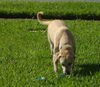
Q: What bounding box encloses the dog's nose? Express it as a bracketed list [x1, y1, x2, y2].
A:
[64, 71, 70, 75]
[63, 70, 70, 75]
[66, 71, 70, 75]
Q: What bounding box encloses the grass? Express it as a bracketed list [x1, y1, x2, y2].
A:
[0, 1, 100, 19]
[0, 19, 100, 87]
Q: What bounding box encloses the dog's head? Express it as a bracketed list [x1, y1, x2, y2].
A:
[58, 45, 75, 74]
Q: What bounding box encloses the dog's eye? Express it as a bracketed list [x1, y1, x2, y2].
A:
[68, 63, 72, 66]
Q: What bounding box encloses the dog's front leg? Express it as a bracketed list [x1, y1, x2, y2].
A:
[53, 54, 58, 73]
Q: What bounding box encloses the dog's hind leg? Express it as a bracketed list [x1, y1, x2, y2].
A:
[53, 31, 63, 54]
[48, 35, 54, 55]
[53, 39, 59, 54]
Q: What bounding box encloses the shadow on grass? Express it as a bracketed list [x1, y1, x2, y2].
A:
[74, 64, 100, 77]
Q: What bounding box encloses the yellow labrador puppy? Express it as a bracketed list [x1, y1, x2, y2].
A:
[37, 12, 75, 74]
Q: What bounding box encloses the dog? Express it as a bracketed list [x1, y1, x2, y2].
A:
[37, 12, 75, 75]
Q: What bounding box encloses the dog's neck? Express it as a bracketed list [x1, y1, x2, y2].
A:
[60, 43, 70, 49]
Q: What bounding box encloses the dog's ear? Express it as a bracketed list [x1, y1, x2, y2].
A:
[53, 52, 60, 63]
[65, 45, 72, 51]
[56, 52, 59, 56]
[58, 53, 61, 59]
[55, 52, 61, 59]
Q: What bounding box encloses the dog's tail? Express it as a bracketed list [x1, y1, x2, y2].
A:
[37, 11, 51, 25]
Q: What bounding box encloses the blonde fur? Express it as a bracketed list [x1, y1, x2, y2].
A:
[37, 11, 51, 25]
[37, 11, 75, 74]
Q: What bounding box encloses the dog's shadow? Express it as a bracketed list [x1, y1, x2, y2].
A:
[40, 56, 100, 77]
[74, 63, 100, 77]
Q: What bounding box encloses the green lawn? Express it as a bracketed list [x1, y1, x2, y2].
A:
[0, 1, 100, 19]
[0, 19, 100, 87]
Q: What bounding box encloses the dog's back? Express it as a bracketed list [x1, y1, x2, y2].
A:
[47, 20, 68, 42]
[37, 11, 75, 50]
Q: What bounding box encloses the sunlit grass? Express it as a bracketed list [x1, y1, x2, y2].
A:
[0, 19, 100, 87]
